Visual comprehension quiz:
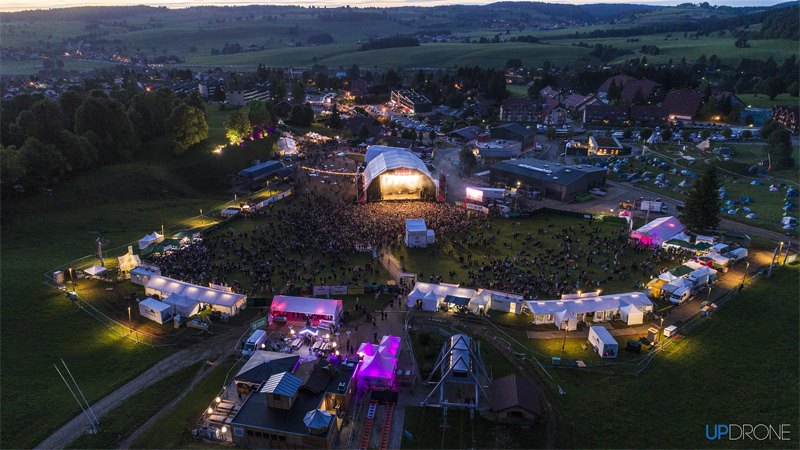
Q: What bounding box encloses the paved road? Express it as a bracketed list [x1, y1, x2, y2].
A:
[35, 323, 250, 449]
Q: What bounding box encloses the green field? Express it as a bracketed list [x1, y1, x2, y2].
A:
[551, 266, 799, 448]
[131, 358, 240, 449]
[67, 362, 202, 449]
[0, 103, 276, 448]
[737, 93, 799, 109]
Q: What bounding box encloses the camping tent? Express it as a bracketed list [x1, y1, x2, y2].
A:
[138, 232, 164, 250]
[138, 297, 173, 324]
[117, 247, 141, 273]
[619, 303, 644, 325]
[84, 265, 107, 277]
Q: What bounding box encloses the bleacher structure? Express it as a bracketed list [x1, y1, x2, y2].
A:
[421, 334, 491, 410]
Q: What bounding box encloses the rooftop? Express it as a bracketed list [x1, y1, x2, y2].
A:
[491, 158, 605, 186]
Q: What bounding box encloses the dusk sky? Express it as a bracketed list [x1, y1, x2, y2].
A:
[1, 0, 791, 12]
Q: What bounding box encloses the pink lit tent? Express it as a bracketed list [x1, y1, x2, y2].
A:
[269, 295, 343, 323]
[357, 352, 397, 390]
[378, 335, 401, 358]
[630, 216, 685, 246]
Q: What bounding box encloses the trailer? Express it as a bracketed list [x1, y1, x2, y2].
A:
[242, 329, 268, 357]
[723, 247, 748, 263]
[588, 326, 618, 358]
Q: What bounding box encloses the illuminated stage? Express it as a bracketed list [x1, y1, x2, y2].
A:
[359, 146, 441, 202]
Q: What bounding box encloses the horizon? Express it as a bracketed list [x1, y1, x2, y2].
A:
[0, 0, 792, 13]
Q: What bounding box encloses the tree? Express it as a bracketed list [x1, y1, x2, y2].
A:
[75, 94, 139, 163]
[58, 90, 85, 131]
[213, 86, 226, 103]
[721, 127, 732, 139]
[428, 130, 437, 143]
[247, 100, 270, 126]
[57, 130, 97, 171]
[357, 124, 371, 142]
[741, 130, 753, 139]
[289, 105, 308, 127]
[546, 126, 556, 140]
[659, 127, 672, 141]
[224, 107, 252, 145]
[766, 127, 794, 170]
[170, 105, 208, 154]
[327, 104, 342, 129]
[700, 129, 711, 140]
[681, 129, 692, 141]
[291, 82, 305, 102]
[185, 91, 206, 114]
[11, 99, 64, 146]
[19, 137, 68, 187]
[622, 128, 633, 139]
[763, 76, 786, 100]
[682, 165, 721, 232]
[640, 128, 653, 141]
[303, 103, 315, 126]
[0, 145, 27, 189]
[459, 147, 478, 175]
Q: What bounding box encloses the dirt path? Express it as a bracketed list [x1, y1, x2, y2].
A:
[35, 324, 250, 450]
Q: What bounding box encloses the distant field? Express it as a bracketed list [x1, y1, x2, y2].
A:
[737, 93, 799, 109]
[0, 58, 121, 76]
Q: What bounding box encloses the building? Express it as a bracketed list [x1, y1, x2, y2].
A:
[499, 98, 540, 122]
[525, 291, 653, 329]
[346, 79, 368, 98]
[360, 146, 437, 202]
[238, 160, 287, 187]
[490, 123, 536, 150]
[588, 136, 625, 156]
[490, 158, 606, 202]
[227, 87, 271, 107]
[390, 89, 432, 114]
[486, 374, 542, 425]
[772, 105, 799, 134]
[630, 105, 664, 124]
[583, 104, 629, 125]
[229, 359, 356, 449]
[662, 88, 704, 123]
[542, 101, 569, 126]
[597, 75, 635, 100]
[344, 116, 382, 138]
[619, 78, 661, 104]
[472, 139, 522, 164]
[449, 125, 483, 142]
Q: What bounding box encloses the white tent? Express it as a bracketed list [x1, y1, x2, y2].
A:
[138, 297, 173, 324]
[696, 139, 711, 151]
[270, 295, 343, 323]
[84, 265, 107, 277]
[631, 216, 686, 246]
[117, 247, 141, 273]
[145, 275, 247, 316]
[421, 291, 441, 311]
[407, 282, 476, 311]
[138, 231, 164, 250]
[278, 136, 298, 156]
[163, 293, 201, 317]
[554, 309, 578, 331]
[619, 303, 644, 325]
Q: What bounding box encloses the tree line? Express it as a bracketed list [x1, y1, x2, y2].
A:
[1, 87, 208, 192]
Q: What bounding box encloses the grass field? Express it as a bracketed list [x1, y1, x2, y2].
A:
[0, 101, 277, 448]
[393, 212, 647, 296]
[66, 362, 202, 449]
[551, 265, 799, 448]
[131, 358, 241, 449]
[737, 93, 799, 109]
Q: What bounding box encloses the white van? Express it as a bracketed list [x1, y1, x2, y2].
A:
[242, 329, 267, 357]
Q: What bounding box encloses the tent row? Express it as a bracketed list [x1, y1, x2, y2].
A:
[144, 275, 247, 316]
[406, 282, 525, 315]
[526, 292, 654, 330]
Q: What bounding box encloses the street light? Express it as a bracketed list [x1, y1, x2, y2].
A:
[560, 320, 569, 353]
[128, 306, 132, 334]
[741, 261, 750, 286]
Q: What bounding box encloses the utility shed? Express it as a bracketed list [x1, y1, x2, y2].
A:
[588, 326, 618, 358]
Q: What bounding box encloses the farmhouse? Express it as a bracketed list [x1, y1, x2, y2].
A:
[662, 88, 704, 123]
[587, 136, 625, 156]
[525, 291, 653, 329]
[772, 105, 799, 134]
[490, 158, 606, 202]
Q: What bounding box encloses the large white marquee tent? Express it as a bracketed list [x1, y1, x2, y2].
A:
[145, 275, 247, 316]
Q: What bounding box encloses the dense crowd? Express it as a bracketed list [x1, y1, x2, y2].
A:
[151, 194, 485, 295]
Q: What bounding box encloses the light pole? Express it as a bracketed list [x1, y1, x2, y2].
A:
[560, 320, 568, 353]
[128, 306, 132, 334]
[741, 261, 750, 286]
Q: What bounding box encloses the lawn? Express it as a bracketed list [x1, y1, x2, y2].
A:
[0, 100, 281, 448]
[550, 265, 799, 448]
[131, 358, 242, 449]
[402, 406, 546, 449]
[67, 362, 202, 449]
[393, 212, 647, 296]
[506, 85, 530, 98]
[737, 93, 798, 109]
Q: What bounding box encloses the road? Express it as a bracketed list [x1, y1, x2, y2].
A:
[35, 323, 250, 449]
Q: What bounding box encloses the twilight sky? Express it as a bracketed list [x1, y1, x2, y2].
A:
[0, 0, 789, 12]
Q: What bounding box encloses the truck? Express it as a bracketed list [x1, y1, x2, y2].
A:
[723, 247, 748, 263]
[669, 267, 716, 304]
[242, 329, 267, 357]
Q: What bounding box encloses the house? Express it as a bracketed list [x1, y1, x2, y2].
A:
[490, 158, 606, 202]
[630, 105, 665, 124]
[490, 123, 536, 149]
[588, 136, 625, 156]
[662, 88, 704, 123]
[346, 79, 367, 98]
[772, 105, 799, 134]
[486, 374, 542, 425]
[227, 86, 271, 107]
[449, 126, 483, 142]
[390, 89, 432, 114]
[344, 116, 382, 138]
[500, 98, 540, 122]
[538, 85, 559, 100]
[583, 104, 629, 125]
[619, 78, 661, 104]
[542, 100, 569, 126]
[562, 93, 597, 112]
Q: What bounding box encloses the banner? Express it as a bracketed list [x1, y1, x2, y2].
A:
[253, 189, 293, 210]
[313, 286, 331, 295]
[348, 285, 365, 295]
[330, 285, 348, 295]
[465, 203, 489, 214]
